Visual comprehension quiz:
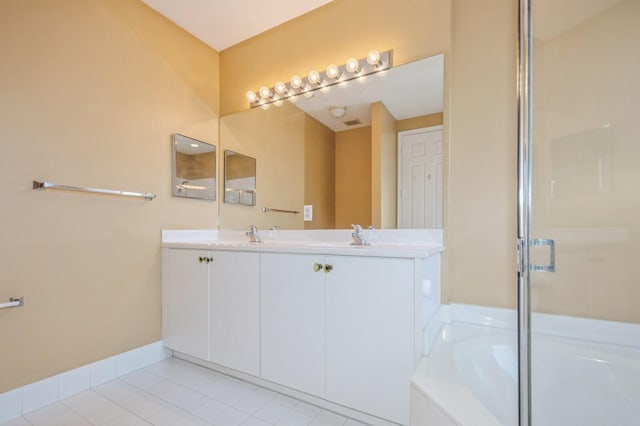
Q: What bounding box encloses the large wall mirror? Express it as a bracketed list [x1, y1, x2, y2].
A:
[173, 133, 217, 200]
[218, 53, 444, 230]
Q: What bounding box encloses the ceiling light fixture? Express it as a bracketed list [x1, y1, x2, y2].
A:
[246, 49, 392, 109]
[329, 105, 346, 118]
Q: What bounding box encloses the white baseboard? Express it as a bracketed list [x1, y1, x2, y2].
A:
[0, 341, 172, 424]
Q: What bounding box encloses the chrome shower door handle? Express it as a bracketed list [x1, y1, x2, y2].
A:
[529, 238, 555, 272]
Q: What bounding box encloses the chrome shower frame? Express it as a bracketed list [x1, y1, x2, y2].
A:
[517, 0, 533, 424]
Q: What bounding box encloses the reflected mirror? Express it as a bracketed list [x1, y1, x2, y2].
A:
[224, 150, 257, 206]
[219, 53, 444, 230]
[173, 134, 216, 200]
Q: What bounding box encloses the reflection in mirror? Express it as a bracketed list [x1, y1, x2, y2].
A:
[224, 150, 256, 206]
[218, 53, 444, 230]
[173, 134, 216, 200]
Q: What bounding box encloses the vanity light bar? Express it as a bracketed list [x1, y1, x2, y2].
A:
[246, 49, 393, 109]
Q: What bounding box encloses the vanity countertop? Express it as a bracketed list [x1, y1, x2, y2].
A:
[162, 229, 444, 259]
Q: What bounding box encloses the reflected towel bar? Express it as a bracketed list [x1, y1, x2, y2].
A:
[261, 207, 299, 214]
[0, 297, 24, 310]
[33, 181, 156, 201]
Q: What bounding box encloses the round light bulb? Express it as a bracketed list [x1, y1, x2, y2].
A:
[287, 89, 297, 102]
[260, 101, 270, 110]
[259, 86, 271, 99]
[326, 64, 340, 79]
[291, 75, 302, 89]
[366, 49, 381, 65]
[274, 98, 283, 107]
[274, 81, 286, 95]
[308, 70, 320, 85]
[346, 57, 360, 74]
[246, 90, 257, 102]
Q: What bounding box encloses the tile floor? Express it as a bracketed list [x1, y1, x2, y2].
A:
[2, 358, 368, 426]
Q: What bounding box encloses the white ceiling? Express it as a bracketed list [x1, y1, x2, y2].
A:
[141, 0, 334, 51]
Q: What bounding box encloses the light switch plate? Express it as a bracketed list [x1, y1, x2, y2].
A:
[303, 205, 312, 221]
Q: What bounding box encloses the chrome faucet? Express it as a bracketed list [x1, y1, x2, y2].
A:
[246, 225, 262, 243]
[350, 224, 370, 246]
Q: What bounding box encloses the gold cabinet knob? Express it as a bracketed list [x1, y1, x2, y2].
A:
[313, 263, 323, 272]
[323, 264, 333, 273]
[198, 256, 204, 263]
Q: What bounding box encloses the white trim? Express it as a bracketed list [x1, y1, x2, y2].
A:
[0, 341, 171, 424]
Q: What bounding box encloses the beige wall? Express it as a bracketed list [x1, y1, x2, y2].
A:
[531, 0, 640, 323]
[220, 0, 452, 116]
[0, 0, 220, 393]
[218, 103, 305, 230]
[397, 113, 444, 132]
[304, 116, 336, 229]
[371, 102, 398, 229]
[335, 127, 373, 229]
[447, 0, 517, 307]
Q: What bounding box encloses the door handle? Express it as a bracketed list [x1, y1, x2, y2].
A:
[519, 238, 555, 272]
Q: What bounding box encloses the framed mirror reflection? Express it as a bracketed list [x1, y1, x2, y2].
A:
[172, 133, 217, 201]
[224, 150, 257, 206]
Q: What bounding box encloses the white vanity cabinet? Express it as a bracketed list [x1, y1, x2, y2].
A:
[162, 234, 440, 426]
[260, 253, 327, 397]
[209, 250, 260, 376]
[325, 256, 416, 425]
[260, 252, 419, 424]
[162, 248, 260, 376]
[163, 248, 210, 360]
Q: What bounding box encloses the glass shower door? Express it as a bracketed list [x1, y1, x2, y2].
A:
[523, 1, 640, 425]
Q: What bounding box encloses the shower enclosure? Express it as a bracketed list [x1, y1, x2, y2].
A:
[518, 0, 640, 424]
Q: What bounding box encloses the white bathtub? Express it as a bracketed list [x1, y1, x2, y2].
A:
[411, 304, 640, 426]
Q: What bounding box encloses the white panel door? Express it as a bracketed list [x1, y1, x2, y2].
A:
[398, 127, 443, 228]
[166, 249, 209, 360]
[209, 251, 260, 376]
[326, 256, 415, 425]
[260, 253, 326, 397]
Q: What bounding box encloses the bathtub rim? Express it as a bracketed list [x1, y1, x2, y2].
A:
[413, 303, 640, 425]
[423, 303, 640, 356]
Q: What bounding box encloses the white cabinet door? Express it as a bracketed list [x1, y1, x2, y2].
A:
[326, 256, 415, 425]
[165, 249, 209, 360]
[260, 253, 326, 397]
[209, 251, 260, 376]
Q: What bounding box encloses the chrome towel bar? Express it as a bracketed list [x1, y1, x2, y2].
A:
[33, 181, 156, 201]
[261, 207, 299, 214]
[0, 297, 24, 310]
